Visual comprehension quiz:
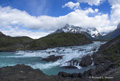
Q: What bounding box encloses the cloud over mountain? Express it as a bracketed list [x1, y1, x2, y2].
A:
[0, 0, 120, 38]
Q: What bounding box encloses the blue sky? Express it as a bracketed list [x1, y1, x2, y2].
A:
[0, 0, 111, 16]
[0, 0, 120, 38]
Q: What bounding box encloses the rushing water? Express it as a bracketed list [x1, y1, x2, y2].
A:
[0, 41, 105, 75]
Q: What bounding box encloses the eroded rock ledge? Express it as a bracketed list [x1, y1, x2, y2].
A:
[0, 64, 88, 81]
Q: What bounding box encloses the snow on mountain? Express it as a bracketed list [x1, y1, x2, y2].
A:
[54, 24, 101, 39]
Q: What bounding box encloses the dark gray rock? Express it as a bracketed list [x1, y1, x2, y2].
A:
[79, 56, 92, 67]
[42, 55, 62, 62]
[92, 53, 105, 65]
[58, 72, 82, 78]
[62, 66, 77, 69]
[58, 72, 71, 77]
[0, 64, 87, 81]
[62, 59, 79, 69]
[83, 60, 113, 77]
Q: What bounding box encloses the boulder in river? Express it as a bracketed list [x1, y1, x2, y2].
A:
[61, 59, 80, 69]
[42, 55, 62, 62]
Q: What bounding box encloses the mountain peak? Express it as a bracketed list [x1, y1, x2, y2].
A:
[54, 24, 101, 40]
[64, 24, 70, 27]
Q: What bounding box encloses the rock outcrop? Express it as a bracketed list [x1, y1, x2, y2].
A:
[0, 64, 88, 81]
[79, 55, 92, 67]
[58, 35, 120, 81]
[42, 55, 62, 62]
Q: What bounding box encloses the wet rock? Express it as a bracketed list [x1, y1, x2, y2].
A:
[72, 60, 79, 66]
[62, 66, 77, 69]
[68, 59, 79, 66]
[62, 59, 79, 69]
[79, 56, 92, 67]
[42, 55, 62, 62]
[93, 48, 97, 51]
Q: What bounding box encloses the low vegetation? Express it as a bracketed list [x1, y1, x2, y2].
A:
[28, 32, 92, 50]
[0, 32, 33, 51]
[103, 38, 120, 66]
[0, 32, 92, 51]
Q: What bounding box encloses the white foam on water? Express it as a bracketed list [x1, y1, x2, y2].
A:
[0, 63, 16, 67]
[28, 60, 61, 70]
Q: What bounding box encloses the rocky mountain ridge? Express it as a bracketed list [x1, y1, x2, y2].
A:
[54, 24, 101, 40]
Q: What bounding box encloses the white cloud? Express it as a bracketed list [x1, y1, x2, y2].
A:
[111, 4, 120, 25]
[62, 2, 80, 10]
[0, 6, 42, 30]
[108, 0, 120, 26]
[0, 3, 117, 37]
[0, 27, 49, 39]
[0, 6, 109, 31]
[77, 0, 104, 6]
[108, 0, 120, 5]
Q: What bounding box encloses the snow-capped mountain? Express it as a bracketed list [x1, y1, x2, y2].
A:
[54, 24, 101, 40]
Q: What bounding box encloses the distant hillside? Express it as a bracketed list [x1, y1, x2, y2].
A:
[0, 32, 92, 51]
[28, 32, 93, 50]
[0, 32, 33, 51]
